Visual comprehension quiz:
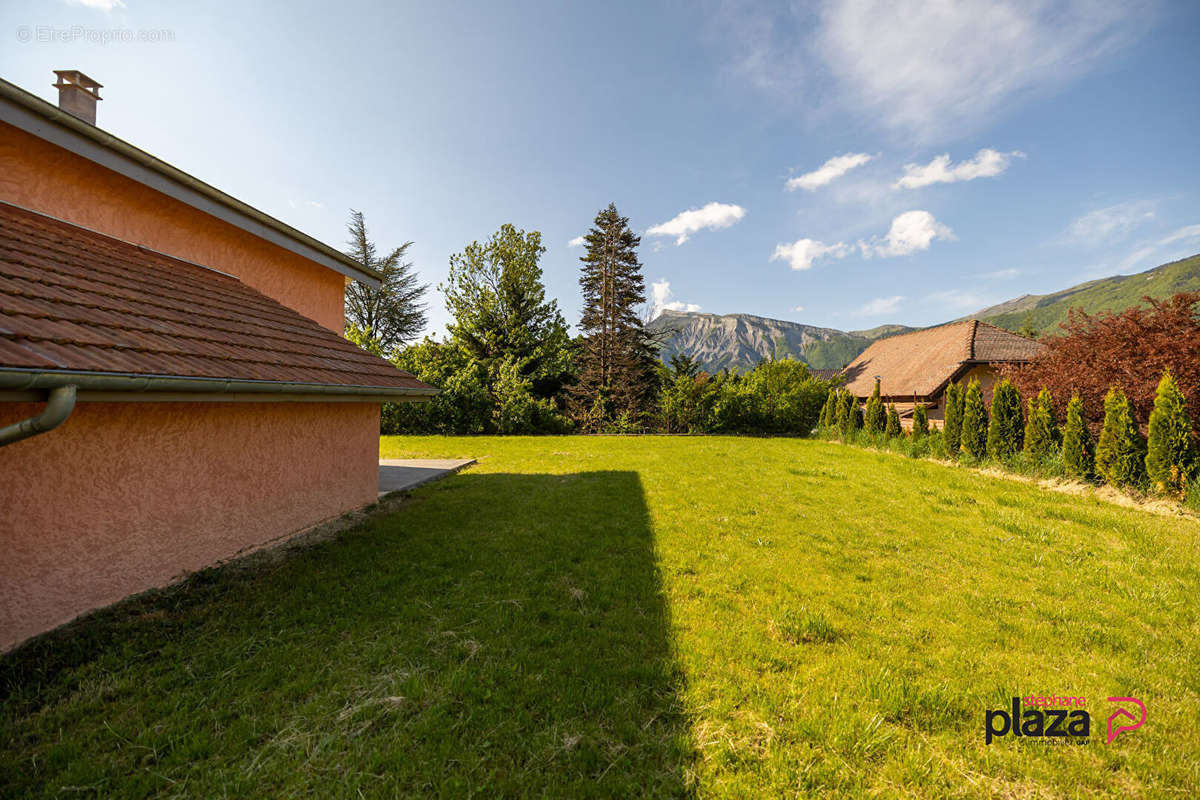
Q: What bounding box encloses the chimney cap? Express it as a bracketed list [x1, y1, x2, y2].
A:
[52, 69, 103, 100]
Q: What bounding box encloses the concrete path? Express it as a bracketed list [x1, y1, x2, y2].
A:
[378, 458, 476, 498]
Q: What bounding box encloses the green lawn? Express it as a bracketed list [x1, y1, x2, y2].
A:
[3, 437, 1198, 798]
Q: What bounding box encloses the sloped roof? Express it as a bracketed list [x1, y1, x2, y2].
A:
[0, 77, 380, 286]
[0, 202, 434, 397]
[840, 319, 1042, 398]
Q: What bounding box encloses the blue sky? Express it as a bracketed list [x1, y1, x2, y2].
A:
[3, 0, 1199, 337]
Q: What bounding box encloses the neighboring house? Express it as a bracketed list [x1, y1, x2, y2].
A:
[0, 72, 435, 650]
[839, 320, 1042, 428]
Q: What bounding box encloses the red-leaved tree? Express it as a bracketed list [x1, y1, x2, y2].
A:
[1006, 292, 1200, 442]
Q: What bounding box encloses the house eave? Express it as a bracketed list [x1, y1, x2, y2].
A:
[0, 79, 381, 288]
[0, 368, 437, 402]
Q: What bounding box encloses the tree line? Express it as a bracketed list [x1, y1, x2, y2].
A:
[345, 204, 833, 436]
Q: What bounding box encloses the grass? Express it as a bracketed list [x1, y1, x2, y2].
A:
[4, 436, 1199, 797]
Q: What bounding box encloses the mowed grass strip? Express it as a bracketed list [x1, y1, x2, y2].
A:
[3, 436, 1198, 798]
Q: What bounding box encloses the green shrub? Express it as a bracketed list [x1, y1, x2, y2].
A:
[864, 381, 885, 434]
[961, 379, 988, 460]
[1096, 386, 1147, 488]
[943, 380, 965, 456]
[1145, 369, 1197, 497]
[884, 403, 901, 439]
[1023, 387, 1060, 463]
[987, 379, 1024, 462]
[1061, 394, 1095, 480]
[912, 403, 929, 438]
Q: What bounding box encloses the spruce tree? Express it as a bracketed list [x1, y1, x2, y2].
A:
[1145, 370, 1196, 496]
[864, 380, 885, 434]
[1062, 393, 1095, 480]
[987, 379, 1024, 461]
[344, 210, 428, 354]
[943, 380, 965, 456]
[912, 402, 929, 438]
[961, 378, 988, 460]
[1023, 387, 1060, 463]
[572, 204, 658, 430]
[885, 403, 901, 438]
[1096, 387, 1147, 488]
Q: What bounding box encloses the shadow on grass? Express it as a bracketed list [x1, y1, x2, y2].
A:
[1, 472, 694, 798]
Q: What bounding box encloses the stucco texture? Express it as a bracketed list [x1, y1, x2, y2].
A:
[0, 400, 380, 651]
[0, 121, 345, 332]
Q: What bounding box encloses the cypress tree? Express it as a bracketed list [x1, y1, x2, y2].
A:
[819, 389, 837, 429]
[912, 402, 929, 438]
[571, 204, 658, 430]
[1145, 370, 1196, 496]
[839, 391, 861, 438]
[885, 403, 901, 438]
[864, 380, 885, 434]
[943, 380, 965, 456]
[1096, 387, 1147, 488]
[961, 378, 988, 460]
[987, 379, 1024, 461]
[1062, 393, 1094, 480]
[834, 390, 850, 431]
[1023, 387, 1060, 463]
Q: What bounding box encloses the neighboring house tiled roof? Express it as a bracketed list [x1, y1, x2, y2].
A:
[0, 202, 434, 396]
[840, 319, 1042, 398]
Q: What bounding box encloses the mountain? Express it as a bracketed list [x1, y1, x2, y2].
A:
[969, 254, 1200, 335]
[649, 253, 1200, 372]
[647, 310, 912, 373]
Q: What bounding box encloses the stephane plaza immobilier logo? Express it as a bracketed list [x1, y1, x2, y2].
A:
[985, 694, 1146, 745]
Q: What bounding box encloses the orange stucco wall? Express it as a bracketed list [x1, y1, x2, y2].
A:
[0, 400, 380, 651]
[0, 121, 345, 331]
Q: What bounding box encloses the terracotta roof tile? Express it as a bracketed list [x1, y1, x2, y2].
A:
[841, 319, 1042, 398]
[0, 202, 435, 394]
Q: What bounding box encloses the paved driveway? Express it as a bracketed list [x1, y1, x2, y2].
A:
[378, 458, 475, 497]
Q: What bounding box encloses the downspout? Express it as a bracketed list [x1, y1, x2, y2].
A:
[0, 385, 77, 447]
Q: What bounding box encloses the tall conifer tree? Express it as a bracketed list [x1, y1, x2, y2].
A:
[987, 379, 1024, 461]
[864, 380, 885, 434]
[961, 378, 988, 460]
[1096, 387, 1147, 488]
[1145, 370, 1196, 496]
[572, 204, 658, 429]
[1062, 393, 1095, 479]
[943, 380, 965, 456]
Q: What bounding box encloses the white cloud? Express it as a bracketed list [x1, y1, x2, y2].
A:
[67, 0, 125, 8]
[646, 202, 746, 245]
[1156, 223, 1200, 246]
[567, 235, 586, 248]
[979, 268, 1021, 279]
[856, 295, 904, 316]
[770, 238, 851, 271]
[861, 210, 955, 257]
[710, 1, 1150, 140]
[787, 152, 874, 191]
[650, 280, 702, 319]
[926, 288, 997, 312]
[1064, 201, 1156, 244]
[792, 305, 805, 312]
[895, 149, 1023, 189]
[819, 0, 1149, 138]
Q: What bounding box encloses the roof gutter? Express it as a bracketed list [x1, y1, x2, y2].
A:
[0, 369, 438, 400]
[0, 384, 76, 447]
[0, 79, 381, 287]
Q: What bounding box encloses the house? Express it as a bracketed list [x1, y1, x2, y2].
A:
[839, 320, 1042, 428]
[0, 72, 435, 650]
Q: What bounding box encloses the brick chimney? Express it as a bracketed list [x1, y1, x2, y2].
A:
[52, 70, 102, 125]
